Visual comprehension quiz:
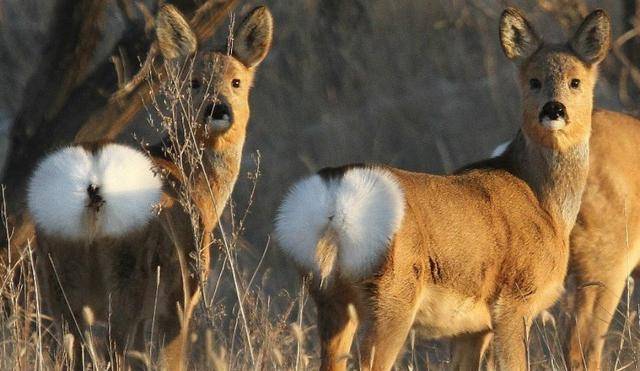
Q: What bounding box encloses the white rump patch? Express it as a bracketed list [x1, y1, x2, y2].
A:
[275, 167, 405, 279]
[491, 141, 510, 158]
[28, 143, 162, 240]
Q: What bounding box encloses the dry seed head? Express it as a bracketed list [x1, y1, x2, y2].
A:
[271, 347, 284, 366]
[126, 350, 152, 368]
[291, 322, 304, 344]
[63, 334, 75, 362]
[82, 306, 95, 326]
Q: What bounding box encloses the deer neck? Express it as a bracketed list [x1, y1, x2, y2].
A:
[196, 138, 244, 231]
[153, 133, 244, 233]
[509, 129, 589, 237]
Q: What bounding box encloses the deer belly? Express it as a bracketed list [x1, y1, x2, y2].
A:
[413, 286, 491, 339]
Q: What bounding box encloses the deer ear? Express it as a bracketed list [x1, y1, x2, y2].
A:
[233, 6, 273, 68]
[156, 5, 198, 60]
[499, 7, 541, 63]
[570, 9, 611, 65]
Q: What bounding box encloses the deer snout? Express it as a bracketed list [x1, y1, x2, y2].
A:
[538, 101, 567, 130]
[203, 100, 233, 132]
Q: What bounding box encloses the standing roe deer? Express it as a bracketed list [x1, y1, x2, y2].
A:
[495, 109, 640, 370]
[274, 7, 610, 370]
[26, 5, 272, 369]
[489, 9, 640, 370]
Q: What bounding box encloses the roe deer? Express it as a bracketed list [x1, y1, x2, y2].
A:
[489, 10, 640, 370]
[274, 8, 610, 370]
[26, 5, 273, 369]
[493, 109, 640, 371]
[493, 67, 640, 371]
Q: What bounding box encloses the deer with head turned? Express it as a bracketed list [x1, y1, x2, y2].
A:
[27, 5, 272, 369]
[274, 8, 610, 370]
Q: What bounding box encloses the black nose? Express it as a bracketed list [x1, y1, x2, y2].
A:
[539, 101, 566, 121]
[203, 102, 233, 131]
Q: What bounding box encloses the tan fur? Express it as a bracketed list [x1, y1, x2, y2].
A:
[570, 10, 611, 65]
[519, 49, 595, 153]
[233, 6, 274, 68]
[313, 165, 572, 370]
[156, 5, 198, 60]
[316, 227, 339, 286]
[565, 109, 640, 370]
[300, 8, 610, 370]
[499, 8, 541, 64]
[33, 6, 272, 370]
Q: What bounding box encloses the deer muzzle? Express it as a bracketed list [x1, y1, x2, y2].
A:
[203, 101, 233, 132]
[539, 101, 567, 130]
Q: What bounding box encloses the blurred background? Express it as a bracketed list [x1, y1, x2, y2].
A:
[1, 0, 640, 367]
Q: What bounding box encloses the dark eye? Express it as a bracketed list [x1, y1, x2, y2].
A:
[529, 78, 541, 90]
[190, 79, 201, 89]
[232, 79, 241, 88]
[570, 79, 580, 89]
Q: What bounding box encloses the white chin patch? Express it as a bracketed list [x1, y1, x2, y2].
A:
[541, 117, 566, 130]
[206, 115, 230, 128]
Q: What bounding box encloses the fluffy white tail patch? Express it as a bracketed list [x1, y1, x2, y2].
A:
[275, 167, 405, 279]
[28, 144, 162, 240]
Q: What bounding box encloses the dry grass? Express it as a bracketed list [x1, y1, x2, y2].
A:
[3, 0, 640, 370]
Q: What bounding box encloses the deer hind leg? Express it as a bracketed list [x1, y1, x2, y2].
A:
[358, 285, 421, 371]
[311, 278, 360, 371]
[450, 330, 493, 371]
[566, 271, 628, 371]
[359, 304, 417, 371]
[491, 307, 531, 371]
